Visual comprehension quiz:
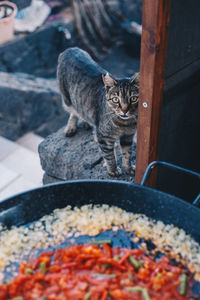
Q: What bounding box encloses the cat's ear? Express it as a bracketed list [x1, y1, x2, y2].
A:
[102, 73, 117, 90]
[130, 72, 140, 86]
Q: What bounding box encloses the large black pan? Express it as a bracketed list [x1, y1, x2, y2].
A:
[0, 161, 199, 243]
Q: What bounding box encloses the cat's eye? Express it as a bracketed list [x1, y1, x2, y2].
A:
[130, 96, 137, 104]
[112, 97, 120, 104]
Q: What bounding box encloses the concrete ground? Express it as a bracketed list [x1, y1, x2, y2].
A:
[0, 134, 44, 202]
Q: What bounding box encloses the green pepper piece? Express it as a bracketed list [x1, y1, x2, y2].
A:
[93, 273, 116, 279]
[179, 273, 187, 295]
[12, 297, 23, 300]
[142, 288, 151, 300]
[128, 274, 135, 280]
[113, 255, 120, 261]
[156, 273, 162, 279]
[25, 268, 33, 275]
[126, 286, 151, 300]
[139, 260, 143, 267]
[102, 263, 111, 269]
[40, 261, 46, 274]
[126, 286, 143, 292]
[129, 256, 143, 269]
[84, 291, 91, 300]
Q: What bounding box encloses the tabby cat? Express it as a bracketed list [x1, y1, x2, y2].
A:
[57, 47, 139, 176]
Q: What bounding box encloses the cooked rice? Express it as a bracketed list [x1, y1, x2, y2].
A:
[0, 204, 200, 283]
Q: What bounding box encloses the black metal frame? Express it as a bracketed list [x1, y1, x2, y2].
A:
[141, 161, 200, 206]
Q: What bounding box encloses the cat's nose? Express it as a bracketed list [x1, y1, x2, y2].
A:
[121, 107, 128, 114]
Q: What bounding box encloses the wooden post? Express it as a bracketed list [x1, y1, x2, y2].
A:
[135, 0, 171, 186]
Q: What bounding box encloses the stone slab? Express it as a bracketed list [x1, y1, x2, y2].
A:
[39, 126, 136, 183]
[0, 72, 64, 140]
[0, 176, 37, 202]
[0, 22, 75, 77]
[0, 164, 19, 191]
[16, 133, 44, 153]
[0, 136, 19, 161]
[2, 146, 43, 185]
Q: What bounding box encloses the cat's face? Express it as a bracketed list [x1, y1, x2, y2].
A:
[102, 73, 139, 120]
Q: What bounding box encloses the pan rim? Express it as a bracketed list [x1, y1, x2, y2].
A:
[0, 179, 199, 213]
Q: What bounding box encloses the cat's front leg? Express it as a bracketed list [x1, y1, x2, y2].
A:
[120, 134, 135, 175]
[97, 132, 121, 177]
[64, 114, 78, 137]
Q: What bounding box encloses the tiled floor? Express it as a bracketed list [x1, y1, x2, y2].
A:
[17, 133, 44, 153]
[0, 133, 44, 202]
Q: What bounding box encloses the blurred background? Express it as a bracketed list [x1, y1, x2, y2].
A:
[0, 0, 142, 138]
[0, 0, 142, 199]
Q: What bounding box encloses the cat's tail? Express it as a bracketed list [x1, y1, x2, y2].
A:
[57, 53, 72, 107]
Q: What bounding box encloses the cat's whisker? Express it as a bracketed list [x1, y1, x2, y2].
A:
[104, 112, 114, 122]
[104, 111, 115, 117]
[104, 110, 114, 115]
[102, 118, 110, 130]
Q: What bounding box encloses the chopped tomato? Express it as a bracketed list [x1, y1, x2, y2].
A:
[0, 244, 197, 299]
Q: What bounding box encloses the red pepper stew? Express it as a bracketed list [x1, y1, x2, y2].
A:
[0, 244, 196, 300]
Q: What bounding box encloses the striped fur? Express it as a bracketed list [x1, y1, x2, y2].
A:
[57, 47, 139, 176]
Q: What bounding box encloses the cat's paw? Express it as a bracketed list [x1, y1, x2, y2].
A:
[108, 167, 122, 177]
[125, 165, 135, 176]
[64, 126, 77, 137]
[82, 121, 92, 130]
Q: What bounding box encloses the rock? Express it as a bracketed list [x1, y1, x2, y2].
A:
[35, 114, 69, 138]
[43, 173, 64, 185]
[0, 72, 65, 140]
[38, 126, 136, 183]
[0, 21, 77, 77]
[0, 120, 22, 141]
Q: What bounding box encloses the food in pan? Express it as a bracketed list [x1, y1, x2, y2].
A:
[0, 204, 200, 299]
[0, 243, 197, 299]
